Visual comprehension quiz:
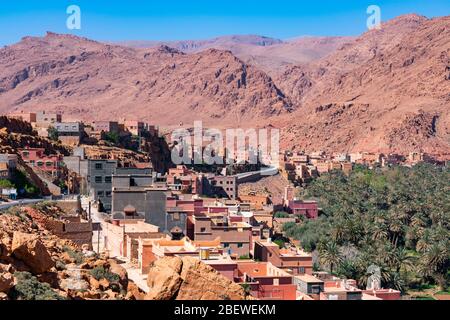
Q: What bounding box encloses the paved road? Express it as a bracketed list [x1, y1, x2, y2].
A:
[0, 199, 44, 211]
[235, 165, 279, 182]
[80, 196, 105, 254]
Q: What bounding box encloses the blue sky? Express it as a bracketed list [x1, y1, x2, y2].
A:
[0, 0, 449, 46]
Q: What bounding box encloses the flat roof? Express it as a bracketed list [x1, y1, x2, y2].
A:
[295, 274, 323, 283]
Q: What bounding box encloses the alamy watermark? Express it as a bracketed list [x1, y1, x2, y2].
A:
[66, 5, 81, 30]
[170, 121, 279, 173]
[367, 5, 382, 30]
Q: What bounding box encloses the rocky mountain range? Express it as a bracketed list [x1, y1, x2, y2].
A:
[0, 14, 449, 154]
[118, 34, 353, 72]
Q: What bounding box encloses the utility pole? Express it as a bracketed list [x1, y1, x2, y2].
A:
[97, 228, 100, 253]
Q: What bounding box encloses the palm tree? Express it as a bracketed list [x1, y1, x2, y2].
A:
[318, 242, 343, 275]
[418, 242, 449, 291]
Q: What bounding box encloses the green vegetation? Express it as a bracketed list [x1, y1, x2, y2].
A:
[62, 245, 85, 265]
[283, 164, 449, 292]
[273, 239, 285, 249]
[11, 272, 65, 300]
[239, 255, 251, 260]
[240, 283, 251, 296]
[274, 211, 290, 218]
[104, 131, 120, 145]
[11, 169, 39, 197]
[47, 126, 59, 142]
[90, 266, 120, 283]
[0, 179, 14, 188]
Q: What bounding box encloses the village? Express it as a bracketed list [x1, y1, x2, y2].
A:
[0, 110, 448, 301]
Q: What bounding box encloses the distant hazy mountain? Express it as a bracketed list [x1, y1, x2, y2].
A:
[118, 35, 354, 73]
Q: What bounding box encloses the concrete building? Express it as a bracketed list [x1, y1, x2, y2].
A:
[8, 111, 37, 123]
[254, 240, 313, 275]
[238, 194, 270, 211]
[294, 274, 324, 297]
[285, 200, 318, 219]
[18, 148, 63, 178]
[102, 218, 163, 261]
[0, 154, 18, 180]
[111, 171, 187, 234]
[123, 120, 145, 136]
[137, 237, 232, 275]
[54, 122, 85, 146]
[92, 121, 120, 134]
[235, 261, 297, 300]
[36, 111, 62, 125]
[204, 175, 237, 200]
[188, 214, 252, 258]
[87, 159, 118, 212]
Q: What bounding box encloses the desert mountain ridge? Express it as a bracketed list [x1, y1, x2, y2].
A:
[0, 13, 449, 154]
[117, 34, 354, 72]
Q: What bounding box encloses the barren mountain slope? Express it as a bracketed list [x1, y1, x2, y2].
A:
[0, 14, 449, 155]
[0, 32, 292, 126]
[120, 35, 353, 73]
[273, 14, 450, 154]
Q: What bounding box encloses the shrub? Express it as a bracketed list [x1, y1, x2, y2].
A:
[273, 239, 285, 248]
[274, 211, 290, 218]
[11, 272, 65, 300]
[47, 126, 59, 142]
[0, 179, 15, 188]
[90, 266, 120, 283]
[63, 246, 85, 265]
[55, 260, 66, 271]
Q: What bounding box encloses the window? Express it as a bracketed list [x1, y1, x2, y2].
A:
[237, 243, 243, 248]
[95, 163, 103, 170]
[223, 243, 230, 248]
[298, 267, 305, 274]
[311, 285, 321, 294]
[95, 176, 102, 183]
[46, 161, 53, 167]
[200, 227, 206, 233]
[37, 161, 43, 167]
[22, 151, 29, 158]
[97, 191, 104, 197]
[105, 191, 112, 198]
[104, 176, 112, 183]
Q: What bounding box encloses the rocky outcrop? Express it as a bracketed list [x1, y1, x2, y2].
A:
[0, 206, 144, 300]
[11, 232, 55, 274]
[0, 265, 14, 293]
[146, 256, 247, 300]
[146, 256, 183, 300]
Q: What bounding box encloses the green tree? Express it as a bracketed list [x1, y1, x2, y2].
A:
[274, 211, 290, 218]
[47, 126, 59, 141]
[318, 242, 343, 274]
[0, 179, 15, 188]
[104, 131, 119, 145]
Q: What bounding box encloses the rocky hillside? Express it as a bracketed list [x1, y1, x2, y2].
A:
[0, 204, 144, 300]
[274, 14, 450, 154]
[0, 204, 251, 300]
[0, 33, 292, 127]
[0, 14, 449, 154]
[119, 35, 353, 73]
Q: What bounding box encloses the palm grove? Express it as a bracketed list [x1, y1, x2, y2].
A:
[283, 164, 449, 292]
